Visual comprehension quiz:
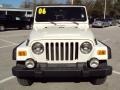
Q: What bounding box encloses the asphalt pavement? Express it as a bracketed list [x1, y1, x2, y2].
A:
[0, 26, 120, 90]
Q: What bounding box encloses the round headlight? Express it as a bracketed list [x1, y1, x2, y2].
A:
[32, 42, 44, 55]
[25, 59, 35, 69]
[89, 58, 99, 68]
[80, 42, 92, 54]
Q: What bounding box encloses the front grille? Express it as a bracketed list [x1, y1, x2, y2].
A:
[45, 42, 79, 61]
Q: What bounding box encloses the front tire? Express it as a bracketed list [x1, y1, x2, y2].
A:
[25, 25, 30, 30]
[90, 76, 107, 85]
[17, 77, 33, 86]
[102, 25, 105, 28]
[0, 26, 5, 31]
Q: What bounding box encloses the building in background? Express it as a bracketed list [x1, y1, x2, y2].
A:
[0, 8, 33, 17]
[0, 5, 3, 8]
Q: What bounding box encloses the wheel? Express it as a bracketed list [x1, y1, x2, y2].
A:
[25, 25, 30, 30]
[0, 26, 5, 31]
[18, 27, 22, 30]
[102, 25, 104, 28]
[90, 76, 107, 85]
[17, 77, 33, 86]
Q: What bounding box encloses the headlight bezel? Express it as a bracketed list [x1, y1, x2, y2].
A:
[32, 42, 44, 55]
[80, 41, 92, 54]
[25, 59, 35, 69]
[89, 58, 99, 68]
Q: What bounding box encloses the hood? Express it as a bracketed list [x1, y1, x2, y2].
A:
[29, 27, 95, 41]
[94, 21, 102, 24]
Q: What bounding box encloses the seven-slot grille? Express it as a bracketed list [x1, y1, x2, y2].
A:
[45, 42, 79, 61]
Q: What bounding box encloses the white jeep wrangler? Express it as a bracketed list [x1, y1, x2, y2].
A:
[12, 5, 112, 86]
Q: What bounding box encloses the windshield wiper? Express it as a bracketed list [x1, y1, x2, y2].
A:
[70, 18, 79, 25]
[50, 21, 56, 25]
[50, 21, 79, 26]
[72, 21, 79, 25]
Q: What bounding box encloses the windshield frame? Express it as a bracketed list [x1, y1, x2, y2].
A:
[35, 6, 88, 22]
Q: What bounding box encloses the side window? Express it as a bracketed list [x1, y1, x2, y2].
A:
[0, 16, 6, 20]
[16, 17, 21, 20]
[8, 16, 15, 21]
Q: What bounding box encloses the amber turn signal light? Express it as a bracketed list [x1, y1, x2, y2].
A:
[18, 51, 27, 56]
[97, 50, 106, 55]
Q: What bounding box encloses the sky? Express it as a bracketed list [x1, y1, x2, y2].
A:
[0, 0, 66, 8]
[0, 0, 24, 8]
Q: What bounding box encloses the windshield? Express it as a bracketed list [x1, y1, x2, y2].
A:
[35, 7, 87, 22]
[96, 18, 109, 21]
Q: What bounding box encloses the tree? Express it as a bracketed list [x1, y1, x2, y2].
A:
[105, 0, 115, 17]
[38, 0, 57, 5]
[2, 4, 13, 8]
[91, 0, 105, 18]
[114, 0, 120, 16]
[20, 0, 33, 9]
[83, 0, 95, 16]
[32, 0, 36, 13]
[73, 0, 82, 5]
[89, 0, 119, 18]
[66, 0, 71, 4]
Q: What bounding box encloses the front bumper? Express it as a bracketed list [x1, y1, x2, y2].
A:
[92, 24, 103, 28]
[12, 63, 112, 78]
